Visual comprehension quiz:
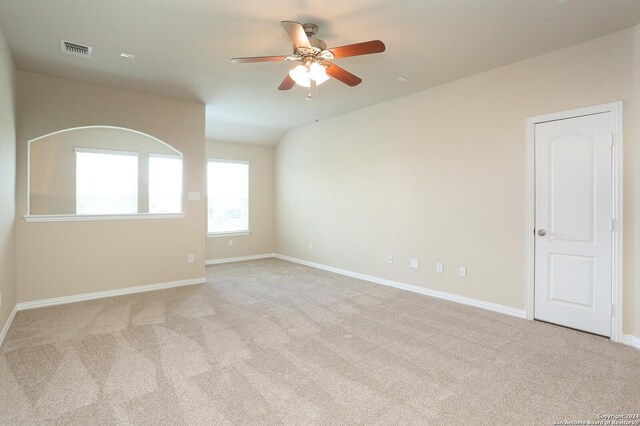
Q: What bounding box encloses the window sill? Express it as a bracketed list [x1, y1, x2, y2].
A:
[207, 231, 250, 238]
[23, 213, 186, 223]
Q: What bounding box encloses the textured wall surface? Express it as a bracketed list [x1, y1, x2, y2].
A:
[277, 28, 639, 336]
[0, 28, 16, 336]
[16, 72, 206, 302]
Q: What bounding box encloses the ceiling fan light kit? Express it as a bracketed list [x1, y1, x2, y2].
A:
[289, 61, 329, 87]
[231, 21, 385, 92]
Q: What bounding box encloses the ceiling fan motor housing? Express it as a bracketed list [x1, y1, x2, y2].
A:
[293, 23, 326, 56]
[302, 23, 318, 36]
[295, 41, 326, 56]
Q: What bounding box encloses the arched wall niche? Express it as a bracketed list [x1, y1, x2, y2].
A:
[28, 126, 183, 216]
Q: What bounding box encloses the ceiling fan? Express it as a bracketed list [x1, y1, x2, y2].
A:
[231, 21, 386, 91]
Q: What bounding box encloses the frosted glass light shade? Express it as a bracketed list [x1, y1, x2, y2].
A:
[289, 63, 329, 87]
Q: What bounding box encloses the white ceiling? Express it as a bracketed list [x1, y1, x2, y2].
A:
[1, 0, 639, 145]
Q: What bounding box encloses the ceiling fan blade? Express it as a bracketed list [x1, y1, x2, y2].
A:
[281, 21, 311, 49]
[231, 55, 288, 64]
[329, 40, 386, 59]
[278, 74, 296, 90]
[325, 62, 362, 87]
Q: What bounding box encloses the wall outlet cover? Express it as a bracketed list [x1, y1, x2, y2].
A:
[410, 258, 419, 269]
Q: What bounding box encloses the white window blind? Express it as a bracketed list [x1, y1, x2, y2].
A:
[149, 153, 182, 213]
[76, 148, 138, 215]
[207, 160, 249, 234]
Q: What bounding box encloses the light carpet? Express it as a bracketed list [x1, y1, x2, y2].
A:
[0, 258, 638, 424]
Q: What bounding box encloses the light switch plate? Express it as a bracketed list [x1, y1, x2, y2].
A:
[410, 258, 419, 269]
[188, 192, 200, 201]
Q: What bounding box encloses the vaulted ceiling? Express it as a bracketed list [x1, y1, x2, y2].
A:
[1, 0, 639, 144]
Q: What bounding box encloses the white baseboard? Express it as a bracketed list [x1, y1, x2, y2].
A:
[205, 253, 275, 265]
[274, 254, 526, 319]
[0, 304, 18, 347]
[16, 276, 207, 311]
[622, 334, 640, 350]
[8, 254, 638, 351]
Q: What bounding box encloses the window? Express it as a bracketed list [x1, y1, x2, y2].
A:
[149, 154, 182, 213]
[207, 159, 249, 234]
[76, 148, 138, 215]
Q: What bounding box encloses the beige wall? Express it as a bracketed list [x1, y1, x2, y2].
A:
[206, 141, 275, 260]
[276, 27, 640, 336]
[631, 25, 640, 338]
[29, 127, 178, 215]
[0, 29, 16, 333]
[16, 72, 206, 302]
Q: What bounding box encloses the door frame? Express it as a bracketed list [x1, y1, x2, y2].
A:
[525, 102, 623, 342]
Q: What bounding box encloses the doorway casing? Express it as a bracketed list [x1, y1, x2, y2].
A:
[525, 102, 623, 343]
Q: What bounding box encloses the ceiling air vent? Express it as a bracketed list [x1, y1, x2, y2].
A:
[60, 40, 92, 58]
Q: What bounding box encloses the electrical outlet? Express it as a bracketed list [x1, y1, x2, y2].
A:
[309, 242, 313, 250]
[410, 258, 420, 269]
[387, 255, 393, 264]
[459, 266, 466, 277]
[188, 254, 195, 264]
[228, 239, 233, 247]
[436, 262, 444, 273]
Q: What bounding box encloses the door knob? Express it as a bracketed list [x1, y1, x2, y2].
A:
[537, 229, 546, 236]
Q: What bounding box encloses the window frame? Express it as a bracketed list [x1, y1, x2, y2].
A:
[148, 152, 184, 214]
[207, 158, 250, 238]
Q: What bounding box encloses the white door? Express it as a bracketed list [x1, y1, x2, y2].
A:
[534, 112, 613, 337]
